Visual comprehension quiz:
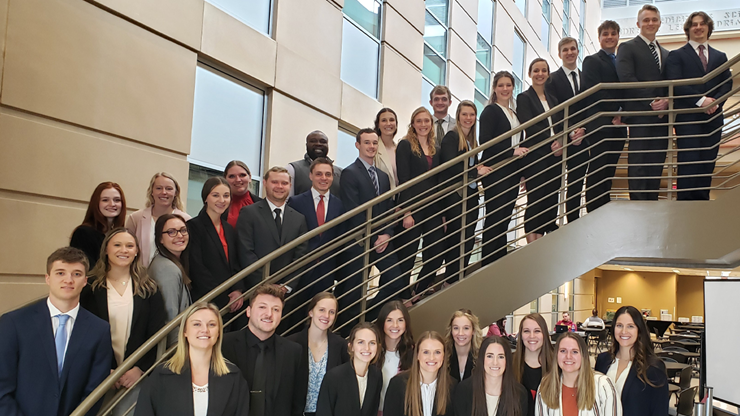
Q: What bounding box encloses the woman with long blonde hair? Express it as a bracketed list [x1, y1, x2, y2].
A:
[512, 314, 554, 416]
[135, 302, 250, 415]
[535, 333, 620, 416]
[383, 331, 455, 416]
[395, 106, 446, 300]
[444, 308, 482, 382]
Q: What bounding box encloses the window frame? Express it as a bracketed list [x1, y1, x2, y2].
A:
[422, 1, 450, 87]
[340, 4, 383, 99]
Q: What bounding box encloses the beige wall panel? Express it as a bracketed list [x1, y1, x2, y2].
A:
[379, 45, 422, 127]
[383, 5, 424, 70]
[202, 3, 277, 86]
[676, 275, 704, 319]
[340, 83, 382, 131]
[275, 44, 342, 117]
[492, 46, 513, 72]
[597, 271, 677, 317]
[448, 63, 475, 103]
[0, 0, 8, 85]
[275, 0, 342, 75]
[329, 0, 344, 7]
[385, 0, 425, 34]
[0, 280, 48, 314]
[455, 0, 478, 23]
[0, 112, 189, 210]
[450, 0, 478, 51]
[493, 15, 516, 64]
[267, 92, 339, 172]
[93, 0, 204, 49]
[2, 0, 196, 153]
[448, 31, 476, 81]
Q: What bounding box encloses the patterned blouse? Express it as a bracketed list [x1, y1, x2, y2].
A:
[306, 347, 329, 412]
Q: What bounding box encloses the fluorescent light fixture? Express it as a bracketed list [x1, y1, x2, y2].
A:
[721, 271, 731, 277]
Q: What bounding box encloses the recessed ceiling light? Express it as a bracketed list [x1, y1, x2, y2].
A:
[673, 269, 680, 274]
[721, 271, 731, 277]
[624, 267, 633, 271]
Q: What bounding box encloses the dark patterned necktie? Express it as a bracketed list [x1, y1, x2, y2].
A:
[698, 44, 708, 72]
[649, 42, 660, 70]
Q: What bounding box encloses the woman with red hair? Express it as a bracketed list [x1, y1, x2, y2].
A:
[70, 182, 127, 266]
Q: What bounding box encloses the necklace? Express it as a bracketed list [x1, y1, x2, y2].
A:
[192, 383, 209, 393]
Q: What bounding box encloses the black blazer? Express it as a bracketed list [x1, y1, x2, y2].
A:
[440, 130, 479, 193]
[134, 362, 250, 416]
[545, 67, 586, 128]
[316, 361, 383, 416]
[396, 138, 441, 215]
[665, 43, 732, 123]
[287, 327, 351, 393]
[448, 350, 474, 382]
[383, 371, 456, 416]
[80, 283, 166, 371]
[616, 36, 669, 121]
[339, 158, 396, 244]
[594, 352, 669, 416]
[453, 377, 529, 416]
[221, 330, 307, 416]
[0, 300, 112, 416]
[479, 103, 516, 169]
[70, 224, 105, 267]
[516, 87, 564, 159]
[582, 50, 625, 134]
[187, 207, 242, 307]
[235, 199, 308, 287]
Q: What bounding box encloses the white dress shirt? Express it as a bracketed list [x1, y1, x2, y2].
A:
[266, 198, 286, 220]
[192, 383, 209, 416]
[311, 188, 330, 222]
[496, 103, 522, 146]
[486, 394, 500, 416]
[689, 40, 710, 106]
[638, 34, 662, 69]
[606, 358, 632, 398]
[562, 66, 581, 95]
[48, 298, 80, 362]
[357, 372, 368, 407]
[421, 378, 438, 416]
[379, 351, 400, 410]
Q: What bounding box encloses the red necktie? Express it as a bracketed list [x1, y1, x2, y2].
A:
[316, 195, 325, 227]
[698, 44, 708, 72]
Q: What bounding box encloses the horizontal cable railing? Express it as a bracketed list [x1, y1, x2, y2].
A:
[71, 52, 740, 416]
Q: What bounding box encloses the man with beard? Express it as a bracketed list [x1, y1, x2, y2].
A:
[287, 130, 343, 197]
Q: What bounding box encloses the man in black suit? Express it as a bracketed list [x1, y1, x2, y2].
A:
[236, 166, 308, 290]
[340, 128, 404, 318]
[582, 20, 628, 211]
[287, 130, 342, 197]
[546, 36, 588, 223]
[222, 283, 306, 416]
[665, 11, 733, 200]
[0, 247, 112, 416]
[617, 4, 670, 200]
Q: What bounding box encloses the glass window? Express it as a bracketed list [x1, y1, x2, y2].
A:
[190, 65, 265, 177]
[562, 0, 570, 36]
[186, 164, 260, 217]
[426, 0, 449, 26]
[512, 31, 526, 96]
[475, 62, 491, 96]
[421, 78, 434, 108]
[515, 0, 527, 17]
[343, 0, 382, 38]
[474, 90, 488, 114]
[341, 19, 380, 98]
[424, 11, 447, 56]
[335, 129, 358, 169]
[423, 44, 446, 86]
[477, 0, 494, 45]
[541, 0, 551, 51]
[206, 0, 271, 35]
[476, 34, 492, 70]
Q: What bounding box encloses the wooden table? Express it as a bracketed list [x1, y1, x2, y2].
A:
[664, 362, 691, 378]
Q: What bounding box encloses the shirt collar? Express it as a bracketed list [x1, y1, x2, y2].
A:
[562, 66, 579, 77]
[638, 34, 657, 47]
[266, 198, 285, 213]
[433, 114, 450, 124]
[47, 297, 80, 321]
[688, 40, 708, 51]
[311, 187, 329, 201]
[420, 378, 438, 390]
[601, 49, 616, 56]
[246, 326, 276, 349]
[358, 157, 375, 171]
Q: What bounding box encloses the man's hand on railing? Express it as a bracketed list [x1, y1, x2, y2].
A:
[513, 147, 529, 157]
[228, 290, 244, 312]
[476, 165, 493, 176]
[551, 140, 563, 157]
[570, 128, 586, 146]
[651, 99, 668, 118]
[611, 116, 624, 125]
[374, 234, 390, 253]
[114, 366, 143, 389]
[402, 212, 414, 229]
[701, 97, 719, 115]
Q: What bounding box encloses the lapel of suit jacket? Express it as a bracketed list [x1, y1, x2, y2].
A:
[707, 45, 722, 71]
[257, 200, 281, 245]
[60, 309, 92, 383]
[271, 336, 286, 401]
[94, 286, 110, 322]
[354, 158, 377, 196]
[527, 88, 546, 114]
[130, 295, 144, 353]
[170, 363, 197, 416]
[621, 361, 637, 402]
[36, 302, 61, 384]
[199, 208, 229, 265]
[557, 68, 575, 99]
[207, 369, 232, 416]
[598, 50, 617, 78]
[683, 43, 705, 74]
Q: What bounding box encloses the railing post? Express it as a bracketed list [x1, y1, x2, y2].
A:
[459, 160, 468, 281]
[667, 84, 676, 200]
[360, 206, 372, 322]
[262, 260, 270, 282]
[559, 105, 570, 227]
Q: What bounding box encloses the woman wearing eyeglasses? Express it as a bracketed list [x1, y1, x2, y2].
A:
[187, 177, 243, 320]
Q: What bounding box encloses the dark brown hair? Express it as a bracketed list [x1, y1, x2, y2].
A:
[355, 127, 377, 143]
[200, 176, 230, 203]
[348, 321, 382, 366]
[489, 71, 516, 105]
[683, 11, 713, 40]
[223, 160, 251, 177]
[597, 20, 620, 36]
[528, 57, 550, 75]
[46, 247, 90, 274]
[249, 283, 285, 306]
[374, 107, 399, 137]
[608, 305, 664, 388]
[79, 182, 127, 233]
[471, 336, 523, 416]
[513, 313, 554, 382]
[375, 300, 415, 371]
[153, 213, 190, 286]
[309, 157, 334, 173]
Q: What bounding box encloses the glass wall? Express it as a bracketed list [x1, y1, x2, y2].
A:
[512, 31, 526, 97]
[541, 0, 551, 52]
[563, 0, 570, 36]
[475, 0, 495, 113]
[341, 0, 382, 98]
[422, 0, 449, 86]
[335, 129, 359, 169]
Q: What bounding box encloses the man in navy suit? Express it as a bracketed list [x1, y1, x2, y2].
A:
[0, 247, 112, 416]
[617, 4, 670, 200]
[285, 157, 344, 330]
[340, 128, 404, 319]
[665, 11, 732, 200]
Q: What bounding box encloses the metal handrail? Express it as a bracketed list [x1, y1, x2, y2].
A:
[70, 51, 740, 416]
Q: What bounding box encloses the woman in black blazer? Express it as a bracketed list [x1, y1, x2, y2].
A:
[316, 322, 383, 416]
[287, 293, 350, 415]
[70, 182, 127, 266]
[135, 302, 250, 416]
[516, 58, 564, 242]
[80, 228, 166, 414]
[396, 106, 446, 299]
[187, 177, 243, 319]
[479, 71, 527, 266]
[453, 336, 529, 416]
[594, 306, 668, 416]
[384, 331, 456, 416]
[439, 101, 488, 284]
[445, 309, 482, 382]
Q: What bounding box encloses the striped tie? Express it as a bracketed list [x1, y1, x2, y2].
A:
[368, 167, 379, 196]
[648, 42, 660, 70]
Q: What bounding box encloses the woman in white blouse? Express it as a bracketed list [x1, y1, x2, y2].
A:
[535, 333, 621, 416]
[375, 301, 416, 413]
[125, 172, 191, 267]
[135, 302, 250, 416]
[383, 331, 455, 416]
[374, 107, 400, 190]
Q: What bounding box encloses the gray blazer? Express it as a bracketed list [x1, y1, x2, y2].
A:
[148, 254, 191, 345]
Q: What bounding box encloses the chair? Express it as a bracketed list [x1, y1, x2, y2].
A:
[669, 386, 697, 416]
[658, 351, 689, 364]
[663, 346, 690, 353]
[661, 356, 678, 363]
[669, 341, 700, 353]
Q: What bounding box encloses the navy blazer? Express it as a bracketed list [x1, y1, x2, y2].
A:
[316, 361, 383, 416]
[339, 158, 395, 244]
[665, 43, 732, 124]
[594, 352, 669, 416]
[288, 190, 345, 252]
[0, 300, 113, 416]
[582, 50, 626, 135]
[187, 207, 242, 308]
[135, 362, 250, 416]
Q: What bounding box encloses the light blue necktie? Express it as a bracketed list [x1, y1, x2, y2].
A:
[55, 314, 70, 375]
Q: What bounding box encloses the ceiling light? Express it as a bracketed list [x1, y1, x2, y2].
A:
[673, 269, 680, 274]
[721, 271, 731, 277]
[624, 267, 633, 271]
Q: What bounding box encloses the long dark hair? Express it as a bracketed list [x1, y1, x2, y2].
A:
[80, 182, 127, 233]
[154, 213, 190, 287]
[513, 313, 553, 382]
[472, 336, 522, 416]
[375, 300, 415, 371]
[374, 107, 398, 138]
[608, 305, 664, 388]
